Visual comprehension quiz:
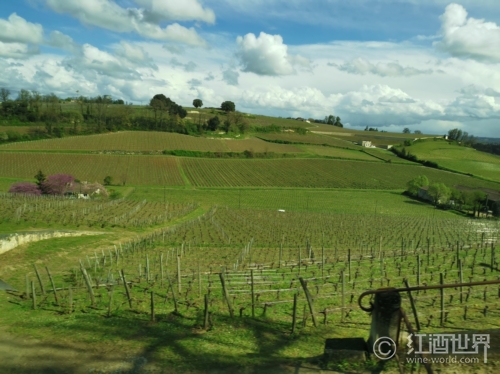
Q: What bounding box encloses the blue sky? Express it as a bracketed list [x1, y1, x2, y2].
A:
[1, 0, 500, 136]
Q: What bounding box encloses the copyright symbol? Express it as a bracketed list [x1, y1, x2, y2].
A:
[373, 337, 396, 360]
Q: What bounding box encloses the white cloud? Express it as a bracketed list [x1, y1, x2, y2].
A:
[47, 31, 81, 54]
[135, 0, 215, 24]
[0, 42, 39, 59]
[332, 58, 434, 77]
[46, 0, 208, 46]
[115, 41, 158, 70]
[222, 69, 239, 86]
[434, 3, 500, 62]
[0, 13, 44, 44]
[236, 32, 310, 76]
[63, 44, 142, 80]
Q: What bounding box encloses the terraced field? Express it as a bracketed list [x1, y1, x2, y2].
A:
[403, 139, 500, 182]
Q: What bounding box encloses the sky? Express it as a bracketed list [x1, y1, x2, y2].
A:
[1, 1, 500, 136]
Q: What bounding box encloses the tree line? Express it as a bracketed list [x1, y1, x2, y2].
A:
[406, 175, 499, 217]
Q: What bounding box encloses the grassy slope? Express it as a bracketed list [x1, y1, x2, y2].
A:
[403, 139, 500, 183]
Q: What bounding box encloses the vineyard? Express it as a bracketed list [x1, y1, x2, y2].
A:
[5, 205, 499, 372]
[301, 145, 379, 161]
[0, 193, 198, 230]
[180, 158, 500, 189]
[0, 152, 184, 186]
[257, 132, 361, 150]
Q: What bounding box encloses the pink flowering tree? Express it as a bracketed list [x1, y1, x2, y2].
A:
[41, 174, 75, 195]
[8, 182, 42, 195]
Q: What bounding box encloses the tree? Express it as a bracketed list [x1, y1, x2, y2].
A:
[325, 115, 335, 125]
[193, 99, 203, 108]
[406, 175, 429, 196]
[403, 128, 410, 134]
[414, 130, 422, 134]
[221, 101, 235, 112]
[207, 116, 220, 131]
[34, 170, 46, 189]
[334, 116, 343, 127]
[41, 174, 75, 195]
[427, 183, 451, 206]
[0, 88, 10, 102]
[8, 182, 41, 195]
[103, 176, 113, 186]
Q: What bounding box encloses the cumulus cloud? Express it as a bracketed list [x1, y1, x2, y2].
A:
[169, 58, 197, 72]
[236, 32, 310, 75]
[222, 69, 239, 86]
[46, 0, 208, 46]
[115, 41, 158, 70]
[187, 78, 202, 89]
[0, 13, 44, 44]
[434, 3, 500, 62]
[47, 31, 81, 54]
[204, 72, 215, 81]
[63, 44, 141, 80]
[134, 0, 215, 24]
[163, 43, 185, 54]
[331, 58, 434, 77]
[0, 42, 39, 59]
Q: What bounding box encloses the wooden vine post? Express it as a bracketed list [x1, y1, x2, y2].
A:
[299, 277, 317, 327]
[219, 272, 234, 318]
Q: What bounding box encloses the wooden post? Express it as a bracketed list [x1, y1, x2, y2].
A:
[299, 277, 317, 327]
[219, 272, 234, 318]
[80, 263, 95, 307]
[68, 286, 73, 314]
[31, 281, 36, 310]
[198, 262, 202, 298]
[321, 245, 325, 279]
[45, 266, 59, 305]
[291, 293, 298, 334]
[251, 269, 255, 318]
[121, 269, 132, 308]
[25, 274, 30, 299]
[160, 253, 164, 287]
[416, 255, 420, 288]
[298, 246, 301, 275]
[348, 248, 351, 282]
[403, 279, 420, 331]
[203, 294, 209, 329]
[150, 291, 155, 322]
[459, 259, 463, 303]
[177, 255, 182, 293]
[166, 271, 178, 313]
[440, 273, 444, 327]
[279, 243, 283, 269]
[491, 242, 495, 272]
[341, 270, 345, 322]
[33, 264, 46, 296]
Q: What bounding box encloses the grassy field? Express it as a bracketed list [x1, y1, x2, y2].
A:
[402, 139, 500, 182]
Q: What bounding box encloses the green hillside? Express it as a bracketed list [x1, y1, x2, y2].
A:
[402, 138, 500, 182]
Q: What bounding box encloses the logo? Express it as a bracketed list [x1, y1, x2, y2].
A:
[373, 337, 397, 360]
[407, 333, 490, 364]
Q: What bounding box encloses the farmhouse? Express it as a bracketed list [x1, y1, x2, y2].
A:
[66, 181, 108, 199]
[417, 186, 433, 203]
